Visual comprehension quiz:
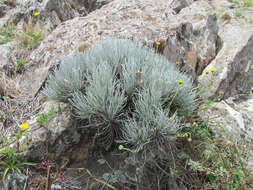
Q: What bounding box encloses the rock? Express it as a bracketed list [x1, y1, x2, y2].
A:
[198, 95, 253, 172]
[25, 101, 82, 161]
[0, 2, 8, 17]
[3, 172, 29, 190]
[162, 13, 219, 80]
[163, 1, 220, 78]
[42, 0, 79, 22]
[169, 0, 194, 14]
[81, 0, 114, 13]
[198, 96, 253, 143]
[11, 0, 79, 30]
[198, 0, 253, 99]
[0, 8, 21, 28]
[6, 0, 113, 30]
[0, 42, 16, 70]
[24, 100, 91, 164]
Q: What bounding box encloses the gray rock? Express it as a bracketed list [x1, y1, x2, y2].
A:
[198, 96, 253, 172]
[25, 101, 82, 161]
[169, 0, 194, 14]
[198, 96, 253, 143]
[0, 2, 8, 17]
[3, 172, 29, 190]
[0, 41, 16, 71]
[198, 0, 253, 99]
[42, 0, 79, 22]
[162, 13, 219, 82]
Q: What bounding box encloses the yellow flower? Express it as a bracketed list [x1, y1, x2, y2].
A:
[178, 80, 183, 85]
[20, 123, 29, 131]
[8, 20, 13, 25]
[155, 41, 161, 46]
[210, 67, 216, 72]
[176, 61, 181, 65]
[118, 145, 124, 150]
[34, 12, 40, 17]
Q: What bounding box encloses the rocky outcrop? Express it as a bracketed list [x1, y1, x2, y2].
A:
[198, 96, 253, 143]
[199, 24, 253, 99]
[198, 0, 253, 99]
[13, 0, 251, 100]
[17, 0, 221, 98]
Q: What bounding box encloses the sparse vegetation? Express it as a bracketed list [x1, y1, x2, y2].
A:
[36, 108, 58, 125]
[0, 14, 47, 49]
[235, 10, 243, 18]
[181, 122, 253, 189]
[230, 0, 253, 7]
[0, 21, 15, 44]
[0, 123, 36, 179]
[15, 60, 26, 68]
[15, 16, 47, 50]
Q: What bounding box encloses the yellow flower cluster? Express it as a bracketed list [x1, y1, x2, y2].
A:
[155, 41, 161, 46]
[209, 67, 216, 72]
[178, 80, 184, 85]
[20, 123, 29, 131]
[8, 20, 13, 25]
[34, 12, 40, 17]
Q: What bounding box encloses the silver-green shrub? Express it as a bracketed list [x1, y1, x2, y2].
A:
[44, 54, 88, 102]
[44, 38, 196, 150]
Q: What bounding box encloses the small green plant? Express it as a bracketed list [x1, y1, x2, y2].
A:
[0, 148, 36, 178]
[199, 99, 217, 110]
[15, 60, 27, 73]
[234, 11, 243, 18]
[36, 108, 58, 125]
[16, 16, 47, 50]
[0, 0, 16, 4]
[0, 123, 36, 179]
[0, 20, 15, 44]
[230, 0, 253, 7]
[15, 60, 27, 67]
